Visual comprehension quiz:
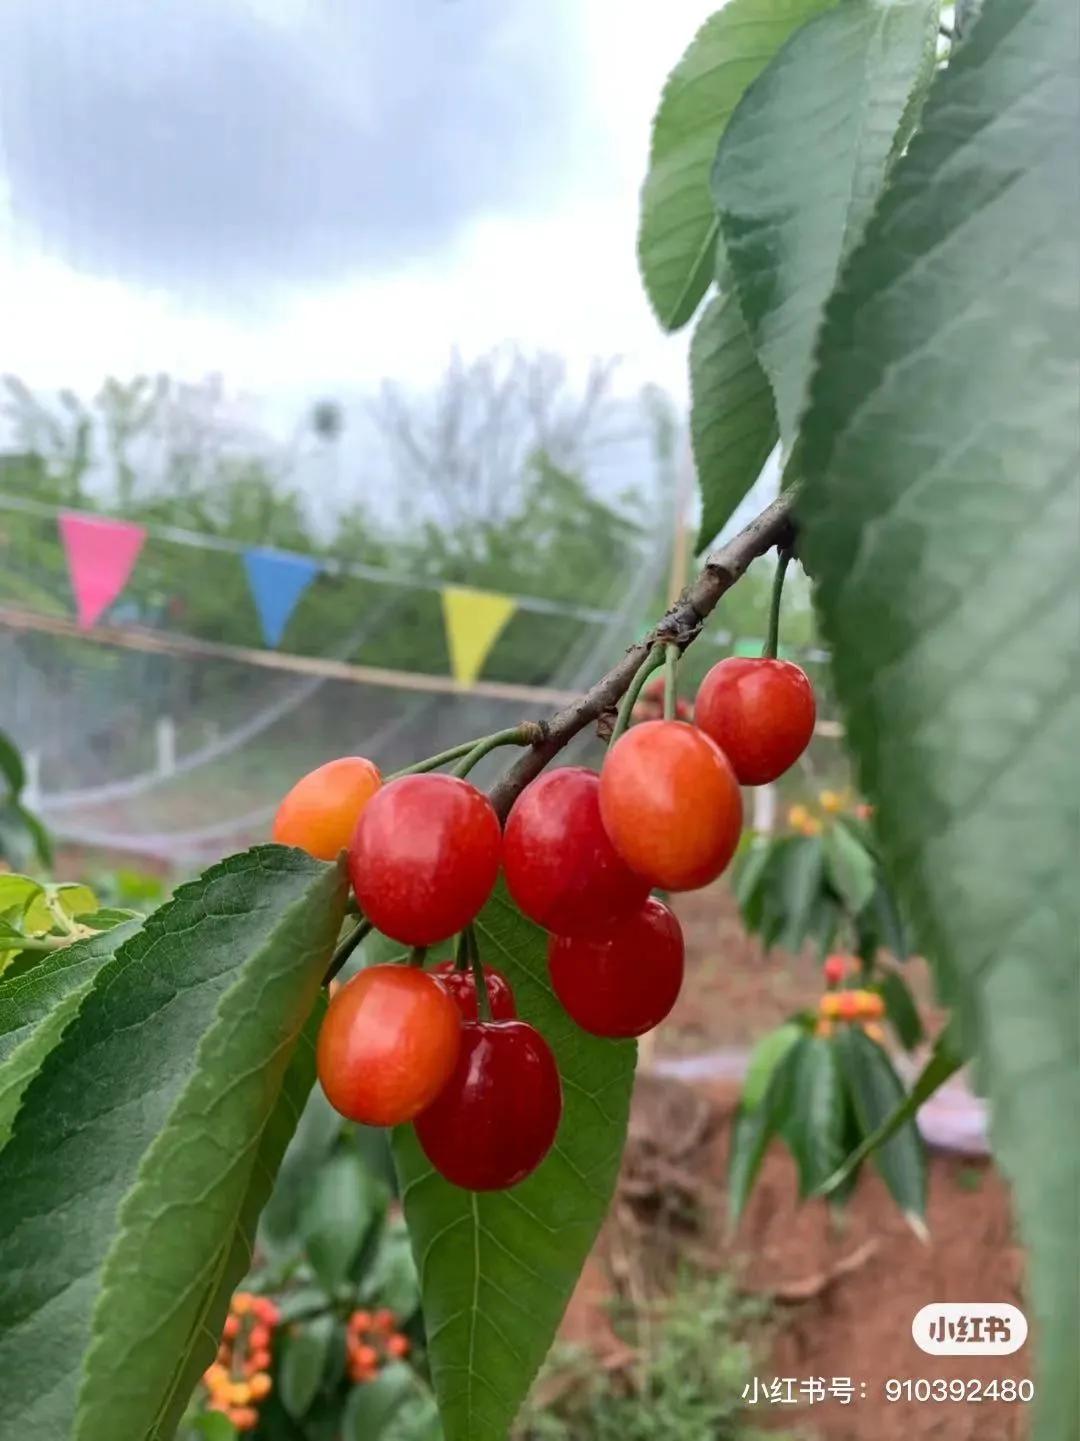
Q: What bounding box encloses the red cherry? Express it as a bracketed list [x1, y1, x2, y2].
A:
[317, 965, 461, 1125]
[349, 774, 501, 945]
[502, 768, 650, 938]
[548, 897, 684, 1038]
[431, 960, 516, 1021]
[694, 657, 816, 785]
[414, 1020, 562, 1191]
[822, 954, 850, 986]
[599, 720, 742, 891]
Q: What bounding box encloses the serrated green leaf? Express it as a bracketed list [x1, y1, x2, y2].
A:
[712, 0, 938, 444]
[776, 835, 826, 951]
[74, 907, 142, 931]
[797, 2, 1077, 1433]
[742, 1021, 803, 1111]
[0, 845, 346, 1441]
[302, 1149, 380, 1294]
[638, 0, 837, 331]
[786, 1035, 849, 1196]
[820, 1026, 962, 1198]
[159, 1010, 326, 1441]
[392, 887, 635, 1441]
[690, 290, 779, 551]
[0, 920, 141, 1146]
[879, 971, 924, 1051]
[822, 822, 877, 915]
[834, 1026, 926, 1225]
[280, 1315, 335, 1420]
[0, 873, 44, 919]
[729, 1034, 800, 1222]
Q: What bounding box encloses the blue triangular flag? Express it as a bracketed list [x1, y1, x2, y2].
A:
[242, 548, 320, 647]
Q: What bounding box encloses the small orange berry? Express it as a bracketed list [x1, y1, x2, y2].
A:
[249, 1323, 271, 1351]
[862, 1021, 886, 1044]
[252, 1296, 281, 1327]
[386, 1333, 410, 1358]
[230, 1407, 259, 1432]
[349, 1309, 374, 1334]
[223, 1313, 241, 1341]
[231, 1291, 254, 1317]
[819, 993, 841, 1019]
[836, 990, 860, 1021]
[229, 1381, 252, 1406]
[248, 1372, 272, 1400]
[355, 1343, 379, 1368]
[814, 1017, 834, 1039]
[249, 1348, 272, 1371]
[371, 1308, 396, 1334]
[819, 789, 844, 814]
[203, 1363, 229, 1391]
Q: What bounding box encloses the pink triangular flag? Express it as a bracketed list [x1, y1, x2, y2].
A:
[59, 513, 147, 629]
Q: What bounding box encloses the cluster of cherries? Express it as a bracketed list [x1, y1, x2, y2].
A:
[346, 1306, 411, 1384]
[817, 954, 886, 1041]
[202, 1291, 279, 1430]
[273, 653, 816, 1194]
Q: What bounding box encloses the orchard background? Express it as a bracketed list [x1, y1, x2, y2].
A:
[0, 2, 1075, 1441]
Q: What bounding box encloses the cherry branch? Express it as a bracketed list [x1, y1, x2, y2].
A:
[488, 488, 798, 819]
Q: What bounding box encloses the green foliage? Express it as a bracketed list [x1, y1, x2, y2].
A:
[393, 887, 635, 1441]
[796, 0, 1078, 1432]
[0, 726, 51, 870]
[0, 846, 346, 1440]
[711, 0, 939, 446]
[689, 292, 778, 553]
[515, 1272, 785, 1441]
[637, 0, 836, 331]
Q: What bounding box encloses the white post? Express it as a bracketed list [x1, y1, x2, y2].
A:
[23, 750, 41, 807]
[156, 716, 177, 778]
[753, 782, 777, 835]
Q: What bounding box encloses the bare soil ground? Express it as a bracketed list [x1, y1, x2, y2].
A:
[559, 883, 1032, 1441]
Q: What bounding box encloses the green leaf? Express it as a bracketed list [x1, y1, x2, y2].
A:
[879, 971, 924, 1051]
[776, 834, 826, 952]
[392, 887, 635, 1441]
[797, 2, 1077, 1433]
[192, 1414, 238, 1441]
[834, 1026, 926, 1227]
[0, 728, 26, 796]
[301, 1149, 380, 1294]
[786, 1035, 849, 1196]
[690, 290, 779, 551]
[728, 1034, 799, 1222]
[280, 1315, 335, 1420]
[0, 920, 142, 1146]
[383, 1392, 444, 1441]
[822, 822, 877, 915]
[0, 845, 347, 1441]
[0, 873, 44, 919]
[360, 1214, 420, 1320]
[259, 1088, 345, 1261]
[820, 1026, 962, 1198]
[712, 0, 938, 444]
[637, 0, 837, 331]
[344, 1363, 417, 1440]
[73, 907, 142, 931]
[742, 1021, 802, 1111]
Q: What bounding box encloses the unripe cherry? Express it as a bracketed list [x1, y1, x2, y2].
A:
[272, 755, 381, 859]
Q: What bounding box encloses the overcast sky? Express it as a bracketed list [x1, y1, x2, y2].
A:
[0, 0, 718, 429]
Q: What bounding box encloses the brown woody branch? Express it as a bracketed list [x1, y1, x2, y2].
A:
[488, 488, 798, 819]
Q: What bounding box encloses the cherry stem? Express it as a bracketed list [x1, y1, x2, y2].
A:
[452, 726, 534, 780]
[9, 934, 67, 954]
[386, 740, 481, 780]
[663, 643, 680, 721]
[453, 929, 470, 973]
[322, 917, 373, 986]
[467, 926, 491, 1022]
[763, 548, 792, 660]
[608, 642, 665, 748]
[408, 946, 428, 968]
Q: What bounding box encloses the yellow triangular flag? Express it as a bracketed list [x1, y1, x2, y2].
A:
[441, 585, 518, 686]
